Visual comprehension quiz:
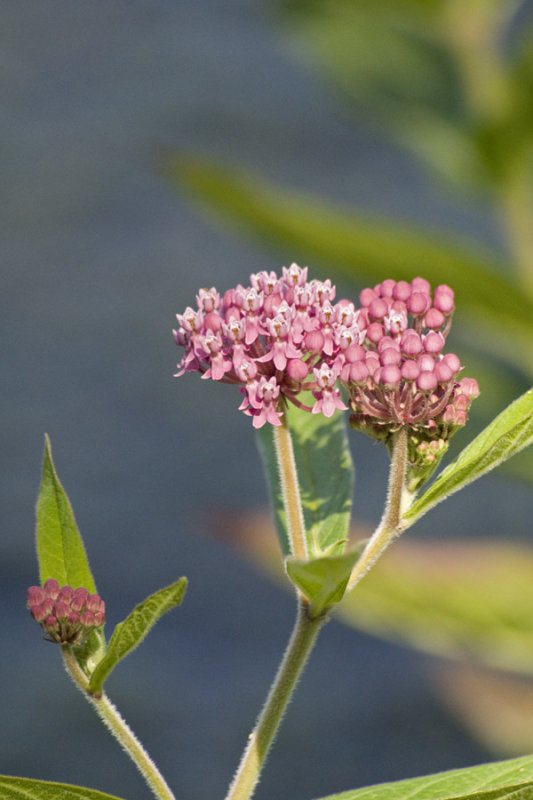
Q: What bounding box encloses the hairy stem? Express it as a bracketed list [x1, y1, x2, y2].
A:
[62, 647, 175, 800]
[273, 416, 308, 560]
[225, 599, 326, 800]
[347, 426, 408, 591]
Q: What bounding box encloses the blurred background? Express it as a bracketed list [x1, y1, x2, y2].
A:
[2, 2, 533, 799]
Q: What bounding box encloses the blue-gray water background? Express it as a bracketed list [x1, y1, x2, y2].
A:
[2, 3, 532, 799]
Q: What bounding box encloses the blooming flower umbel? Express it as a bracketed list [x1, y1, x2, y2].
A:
[27, 579, 105, 645]
[173, 266, 479, 439]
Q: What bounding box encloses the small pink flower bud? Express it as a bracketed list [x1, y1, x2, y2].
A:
[68, 612, 80, 625]
[424, 308, 445, 329]
[349, 361, 369, 384]
[417, 371, 438, 392]
[407, 292, 429, 315]
[366, 323, 384, 343]
[359, 288, 377, 307]
[442, 352, 461, 374]
[81, 611, 96, 627]
[345, 344, 365, 363]
[417, 354, 435, 372]
[433, 362, 453, 383]
[71, 587, 89, 610]
[369, 298, 388, 320]
[94, 610, 105, 627]
[392, 281, 411, 301]
[58, 586, 74, 602]
[365, 354, 380, 374]
[43, 579, 60, 600]
[304, 330, 324, 353]
[401, 360, 419, 381]
[27, 586, 46, 608]
[411, 277, 431, 294]
[458, 377, 480, 398]
[378, 365, 401, 388]
[433, 290, 454, 314]
[54, 601, 70, 620]
[423, 331, 445, 354]
[380, 279, 396, 297]
[401, 331, 423, 355]
[32, 602, 53, 623]
[377, 336, 397, 353]
[86, 594, 102, 613]
[286, 359, 308, 381]
[380, 348, 402, 366]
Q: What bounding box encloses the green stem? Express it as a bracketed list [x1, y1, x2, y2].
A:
[347, 426, 408, 592]
[273, 416, 308, 560]
[62, 647, 175, 800]
[224, 599, 326, 800]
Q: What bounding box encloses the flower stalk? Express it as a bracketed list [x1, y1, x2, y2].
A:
[347, 426, 409, 591]
[273, 414, 308, 560]
[62, 647, 175, 800]
[225, 598, 326, 800]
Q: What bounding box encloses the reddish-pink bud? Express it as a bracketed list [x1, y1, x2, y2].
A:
[401, 331, 423, 356]
[365, 354, 380, 375]
[304, 330, 324, 353]
[366, 323, 383, 343]
[27, 586, 46, 608]
[401, 361, 419, 381]
[81, 611, 96, 627]
[378, 365, 401, 388]
[417, 371, 437, 392]
[54, 601, 70, 620]
[411, 277, 431, 294]
[345, 344, 365, 363]
[458, 377, 480, 398]
[286, 359, 308, 381]
[433, 362, 453, 383]
[359, 287, 377, 307]
[442, 352, 461, 374]
[433, 290, 454, 315]
[408, 292, 429, 315]
[380, 348, 402, 366]
[43, 579, 60, 599]
[424, 308, 445, 329]
[377, 336, 397, 353]
[393, 281, 411, 301]
[369, 299, 388, 321]
[94, 610, 105, 627]
[58, 586, 74, 602]
[417, 354, 435, 372]
[423, 331, 445, 354]
[380, 279, 396, 297]
[349, 361, 369, 384]
[86, 594, 103, 613]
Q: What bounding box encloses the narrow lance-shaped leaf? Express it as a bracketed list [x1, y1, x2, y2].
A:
[0, 776, 124, 800]
[285, 545, 364, 619]
[36, 435, 97, 593]
[89, 578, 187, 694]
[316, 753, 533, 799]
[403, 388, 533, 527]
[256, 403, 354, 558]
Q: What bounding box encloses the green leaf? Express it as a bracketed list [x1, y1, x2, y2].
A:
[226, 514, 533, 676]
[315, 754, 533, 799]
[256, 403, 354, 558]
[403, 388, 533, 526]
[171, 159, 533, 374]
[35, 435, 97, 593]
[89, 578, 187, 694]
[285, 547, 363, 618]
[0, 776, 124, 800]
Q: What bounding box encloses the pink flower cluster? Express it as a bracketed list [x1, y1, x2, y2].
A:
[173, 266, 478, 439]
[27, 579, 105, 645]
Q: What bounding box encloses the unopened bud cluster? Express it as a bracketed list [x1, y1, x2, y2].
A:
[173, 266, 478, 442]
[27, 579, 105, 645]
